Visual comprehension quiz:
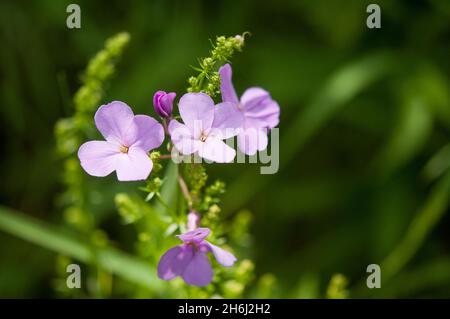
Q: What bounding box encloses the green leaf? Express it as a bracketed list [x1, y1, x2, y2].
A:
[0, 205, 164, 290]
[380, 169, 450, 282]
[156, 161, 179, 213]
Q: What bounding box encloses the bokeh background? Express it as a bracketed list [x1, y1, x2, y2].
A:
[1, 0, 450, 298]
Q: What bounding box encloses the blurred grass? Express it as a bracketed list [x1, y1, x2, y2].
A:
[381, 169, 450, 282]
[0, 205, 163, 291]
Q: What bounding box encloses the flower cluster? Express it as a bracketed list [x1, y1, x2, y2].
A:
[77, 61, 280, 286]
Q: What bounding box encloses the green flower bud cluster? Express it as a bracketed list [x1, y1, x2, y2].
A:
[199, 180, 226, 227]
[55, 32, 130, 158]
[115, 193, 144, 224]
[187, 33, 249, 97]
[181, 163, 208, 212]
[54, 33, 130, 232]
[140, 151, 165, 201]
[255, 274, 278, 298]
[326, 273, 349, 299]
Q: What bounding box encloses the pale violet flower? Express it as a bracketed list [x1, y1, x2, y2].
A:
[78, 101, 164, 181]
[168, 92, 242, 163]
[187, 211, 201, 231]
[157, 227, 237, 286]
[153, 90, 176, 118]
[219, 63, 280, 155]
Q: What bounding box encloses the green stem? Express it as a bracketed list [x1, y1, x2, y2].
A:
[178, 172, 193, 210]
[155, 193, 177, 219]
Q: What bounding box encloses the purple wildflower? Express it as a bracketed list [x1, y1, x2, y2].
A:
[157, 227, 237, 286]
[78, 101, 164, 181]
[219, 63, 280, 155]
[168, 92, 242, 163]
[153, 90, 176, 118]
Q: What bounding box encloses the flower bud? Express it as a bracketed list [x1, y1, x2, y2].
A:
[187, 211, 201, 231]
[153, 90, 176, 118]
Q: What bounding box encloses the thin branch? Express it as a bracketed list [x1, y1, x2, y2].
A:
[178, 174, 193, 210]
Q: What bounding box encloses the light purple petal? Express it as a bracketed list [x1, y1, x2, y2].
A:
[244, 100, 280, 129]
[94, 101, 137, 146]
[210, 102, 244, 140]
[237, 128, 269, 156]
[168, 119, 200, 155]
[198, 137, 236, 163]
[178, 93, 214, 135]
[187, 211, 201, 231]
[131, 115, 164, 151]
[240, 87, 271, 112]
[115, 146, 153, 181]
[219, 64, 239, 104]
[204, 241, 237, 267]
[182, 251, 213, 286]
[161, 92, 176, 114]
[157, 245, 194, 281]
[153, 91, 176, 118]
[177, 227, 210, 244]
[78, 141, 120, 177]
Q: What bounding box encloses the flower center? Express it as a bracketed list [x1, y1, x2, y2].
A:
[200, 132, 208, 142]
[120, 145, 129, 154]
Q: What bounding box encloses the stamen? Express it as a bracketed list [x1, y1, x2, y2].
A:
[200, 133, 207, 142]
[120, 145, 129, 153]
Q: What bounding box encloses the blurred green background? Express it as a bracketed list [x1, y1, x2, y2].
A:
[1, 0, 450, 298]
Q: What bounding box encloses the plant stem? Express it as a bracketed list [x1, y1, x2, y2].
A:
[162, 118, 169, 136]
[178, 173, 193, 210]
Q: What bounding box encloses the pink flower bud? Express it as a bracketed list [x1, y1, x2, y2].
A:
[187, 211, 201, 231]
[153, 90, 176, 118]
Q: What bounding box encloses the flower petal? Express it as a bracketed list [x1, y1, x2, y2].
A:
[94, 101, 137, 146]
[168, 119, 201, 155]
[78, 141, 120, 177]
[240, 87, 272, 112]
[204, 241, 237, 267]
[132, 115, 165, 151]
[219, 63, 239, 104]
[153, 91, 175, 118]
[198, 137, 236, 163]
[115, 146, 153, 181]
[187, 211, 201, 231]
[157, 245, 194, 281]
[245, 99, 280, 129]
[211, 102, 243, 140]
[237, 128, 269, 155]
[178, 93, 214, 134]
[177, 228, 210, 244]
[182, 251, 213, 286]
